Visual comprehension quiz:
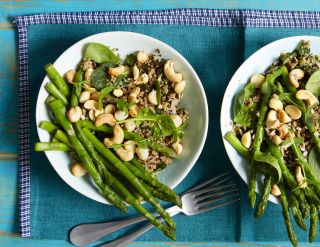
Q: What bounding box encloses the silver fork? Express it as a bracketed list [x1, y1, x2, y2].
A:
[70, 173, 239, 247]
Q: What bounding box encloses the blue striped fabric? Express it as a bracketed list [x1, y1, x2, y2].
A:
[15, 9, 320, 238]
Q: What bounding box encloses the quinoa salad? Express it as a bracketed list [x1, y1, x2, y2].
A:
[225, 40, 320, 246]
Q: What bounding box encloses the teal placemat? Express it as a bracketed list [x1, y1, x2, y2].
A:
[15, 10, 320, 242]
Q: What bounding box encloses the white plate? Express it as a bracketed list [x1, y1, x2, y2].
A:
[36, 31, 208, 204]
[220, 35, 320, 204]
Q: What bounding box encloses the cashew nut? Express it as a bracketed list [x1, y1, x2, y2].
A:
[250, 73, 265, 88]
[108, 65, 126, 77]
[277, 109, 292, 123]
[84, 68, 94, 81]
[269, 98, 283, 111]
[132, 65, 139, 80]
[79, 91, 91, 103]
[128, 87, 140, 103]
[71, 162, 87, 177]
[136, 147, 149, 161]
[278, 124, 289, 139]
[148, 90, 158, 105]
[104, 125, 124, 147]
[174, 80, 186, 94]
[164, 60, 182, 83]
[113, 88, 123, 97]
[83, 100, 99, 110]
[134, 73, 149, 85]
[116, 148, 134, 161]
[94, 108, 104, 117]
[95, 113, 116, 127]
[83, 84, 96, 92]
[65, 70, 76, 83]
[170, 114, 182, 127]
[289, 69, 304, 88]
[296, 89, 319, 108]
[285, 105, 302, 120]
[266, 110, 280, 129]
[105, 104, 116, 114]
[271, 135, 283, 145]
[129, 105, 138, 117]
[271, 184, 281, 196]
[114, 110, 128, 121]
[123, 140, 136, 152]
[67, 106, 82, 122]
[295, 166, 307, 188]
[241, 131, 252, 148]
[124, 120, 136, 132]
[88, 109, 95, 121]
[172, 142, 183, 156]
[136, 51, 148, 64]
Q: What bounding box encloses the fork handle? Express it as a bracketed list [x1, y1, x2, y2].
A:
[69, 206, 180, 246]
[69, 215, 149, 246]
[100, 211, 180, 247]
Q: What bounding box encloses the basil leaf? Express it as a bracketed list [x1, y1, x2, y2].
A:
[124, 54, 136, 66]
[84, 43, 122, 64]
[254, 151, 282, 183]
[308, 147, 320, 179]
[91, 63, 112, 90]
[306, 70, 320, 97]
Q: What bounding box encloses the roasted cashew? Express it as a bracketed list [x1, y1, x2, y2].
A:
[164, 60, 182, 83]
[95, 113, 116, 127]
[296, 89, 319, 108]
[108, 65, 126, 77]
[289, 69, 304, 88]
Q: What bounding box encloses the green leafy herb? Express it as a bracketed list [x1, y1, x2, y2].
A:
[254, 151, 282, 183]
[281, 136, 304, 147]
[306, 70, 320, 97]
[84, 43, 122, 64]
[278, 93, 306, 110]
[308, 147, 320, 179]
[114, 71, 129, 87]
[137, 139, 148, 149]
[124, 54, 136, 66]
[116, 99, 134, 114]
[156, 76, 162, 105]
[91, 63, 112, 90]
[98, 86, 116, 110]
[233, 83, 258, 127]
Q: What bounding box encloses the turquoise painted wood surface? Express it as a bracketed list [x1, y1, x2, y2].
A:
[1, 1, 320, 246]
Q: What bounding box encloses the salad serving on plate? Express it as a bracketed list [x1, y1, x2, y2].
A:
[35, 41, 191, 240]
[225, 40, 320, 246]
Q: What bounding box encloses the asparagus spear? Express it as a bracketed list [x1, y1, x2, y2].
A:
[269, 142, 310, 218]
[49, 100, 127, 212]
[254, 176, 272, 218]
[34, 142, 70, 151]
[82, 128, 176, 230]
[77, 120, 178, 159]
[100, 157, 176, 240]
[45, 95, 56, 104]
[45, 82, 68, 106]
[290, 193, 307, 231]
[125, 161, 182, 208]
[54, 129, 71, 146]
[224, 131, 251, 159]
[279, 182, 298, 247]
[309, 204, 318, 242]
[45, 63, 70, 97]
[39, 120, 59, 133]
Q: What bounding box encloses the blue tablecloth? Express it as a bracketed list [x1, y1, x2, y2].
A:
[15, 9, 320, 242]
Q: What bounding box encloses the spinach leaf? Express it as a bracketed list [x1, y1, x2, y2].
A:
[254, 151, 282, 183]
[308, 147, 320, 179]
[124, 54, 136, 66]
[306, 70, 320, 97]
[84, 43, 122, 64]
[233, 83, 258, 128]
[91, 63, 112, 90]
[98, 86, 116, 110]
[280, 136, 304, 147]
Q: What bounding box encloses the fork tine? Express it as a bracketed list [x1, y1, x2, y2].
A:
[194, 198, 240, 214]
[192, 183, 236, 197]
[195, 188, 238, 202]
[185, 172, 229, 193]
[196, 193, 239, 208]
